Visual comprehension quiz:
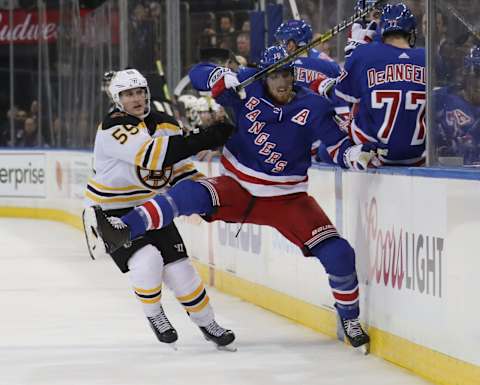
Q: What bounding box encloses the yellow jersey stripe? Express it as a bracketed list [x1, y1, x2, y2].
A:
[172, 162, 196, 177]
[177, 283, 205, 302]
[88, 179, 145, 192]
[135, 139, 152, 167]
[185, 296, 210, 313]
[140, 296, 162, 304]
[85, 190, 156, 203]
[134, 285, 162, 294]
[156, 122, 181, 134]
[149, 137, 166, 170]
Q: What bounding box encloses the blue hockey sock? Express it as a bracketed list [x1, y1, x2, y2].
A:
[311, 237, 360, 319]
[122, 179, 214, 239]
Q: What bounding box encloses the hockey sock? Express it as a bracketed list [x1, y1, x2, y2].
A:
[311, 237, 360, 319]
[122, 179, 215, 239]
[163, 259, 214, 327]
[127, 244, 164, 317]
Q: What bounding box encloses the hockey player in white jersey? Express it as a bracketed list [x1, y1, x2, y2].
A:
[83, 69, 236, 350]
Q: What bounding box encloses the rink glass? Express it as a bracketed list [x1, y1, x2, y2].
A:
[1, 0, 480, 167]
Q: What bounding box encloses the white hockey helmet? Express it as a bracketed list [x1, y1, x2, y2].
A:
[193, 96, 211, 113]
[108, 69, 151, 116]
[178, 94, 198, 110]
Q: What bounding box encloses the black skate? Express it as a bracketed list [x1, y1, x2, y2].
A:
[341, 317, 370, 352]
[147, 307, 178, 349]
[200, 320, 236, 351]
[84, 206, 131, 254]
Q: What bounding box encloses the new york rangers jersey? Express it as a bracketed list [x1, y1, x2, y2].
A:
[85, 111, 201, 210]
[189, 64, 348, 196]
[434, 86, 480, 164]
[293, 50, 341, 88]
[335, 42, 426, 165]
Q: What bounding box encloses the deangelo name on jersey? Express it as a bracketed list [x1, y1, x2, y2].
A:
[367, 64, 425, 88]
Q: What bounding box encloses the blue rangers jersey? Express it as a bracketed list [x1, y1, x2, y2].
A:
[434, 86, 480, 164]
[335, 42, 426, 165]
[293, 50, 341, 88]
[189, 64, 350, 196]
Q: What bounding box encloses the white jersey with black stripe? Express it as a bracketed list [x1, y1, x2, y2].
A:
[84, 111, 202, 210]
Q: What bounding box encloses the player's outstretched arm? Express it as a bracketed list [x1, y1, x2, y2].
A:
[189, 63, 249, 106]
[163, 121, 234, 167]
[100, 113, 233, 171]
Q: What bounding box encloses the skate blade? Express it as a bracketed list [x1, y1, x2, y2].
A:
[357, 343, 369, 355]
[203, 336, 237, 352]
[163, 342, 178, 351]
[82, 208, 105, 258]
[216, 343, 237, 352]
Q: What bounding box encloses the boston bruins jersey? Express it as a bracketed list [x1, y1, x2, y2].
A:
[85, 110, 203, 210]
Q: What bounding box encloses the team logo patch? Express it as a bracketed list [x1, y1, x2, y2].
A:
[136, 165, 173, 190]
[291, 109, 310, 125]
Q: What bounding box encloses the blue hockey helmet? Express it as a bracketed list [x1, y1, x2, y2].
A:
[258, 45, 293, 71]
[464, 46, 480, 75]
[274, 19, 313, 47]
[380, 3, 416, 36]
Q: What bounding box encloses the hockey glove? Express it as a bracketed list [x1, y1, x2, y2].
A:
[345, 21, 377, 58]
[210, 67, 246, 100]
[343, 143, 388, 171]
[310, 77, 337, 100]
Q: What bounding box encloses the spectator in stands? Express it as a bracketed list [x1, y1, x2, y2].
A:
[235, 32, 250, 62]
[148, 1, 161, 19]
[130, 3, 155, 72]
[241, 20, 250, 32]
[17, 117, 39, 148]
[217, 14, 236, 51]
[201, 20, 217, 48]
[219, 14, 235, 35]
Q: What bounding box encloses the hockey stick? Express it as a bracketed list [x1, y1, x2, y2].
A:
[234, 0, 386, 91]
[288, 0, 301, 20]
[443, 3, 480, 41]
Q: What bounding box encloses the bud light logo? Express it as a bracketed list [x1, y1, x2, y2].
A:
[217, 223, 261, 254]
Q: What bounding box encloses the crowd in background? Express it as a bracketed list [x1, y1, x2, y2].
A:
[0, 0, 479, 166]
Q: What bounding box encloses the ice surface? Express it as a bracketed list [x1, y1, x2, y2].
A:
[0, 219, 429, 385]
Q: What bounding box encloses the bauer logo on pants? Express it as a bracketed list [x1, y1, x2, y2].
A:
[0, 152, 46, 198]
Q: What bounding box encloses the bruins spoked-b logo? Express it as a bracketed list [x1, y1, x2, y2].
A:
[136, 165, 173, 190]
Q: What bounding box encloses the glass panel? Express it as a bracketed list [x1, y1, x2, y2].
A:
[430, 0, 480, 166]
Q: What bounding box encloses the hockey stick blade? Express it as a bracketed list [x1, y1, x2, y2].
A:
[234, 0, 387, 92]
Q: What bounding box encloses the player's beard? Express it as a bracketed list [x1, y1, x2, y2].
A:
[267, 83, 294, 105]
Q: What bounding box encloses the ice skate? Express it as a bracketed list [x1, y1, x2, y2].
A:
[83, 205, 131, 254]
[147, 306, 178, 350]
[341, 317, 370, 354]
[199, 320, 236, 352]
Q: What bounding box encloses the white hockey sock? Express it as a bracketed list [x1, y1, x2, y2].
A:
[163, 258, 214, 327]
[127, 244, 164, 317]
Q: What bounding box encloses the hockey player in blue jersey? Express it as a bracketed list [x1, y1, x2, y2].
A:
[434, 46, 480, 164]
[344, 0, 382, 58]
[86, 45, 382, 350]
[316, 3, 426, 166]
[274, 19, 347, 160]
[274, 19, 341, 88]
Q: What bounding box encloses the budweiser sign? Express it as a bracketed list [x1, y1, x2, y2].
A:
[0, 10, 91, 44]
